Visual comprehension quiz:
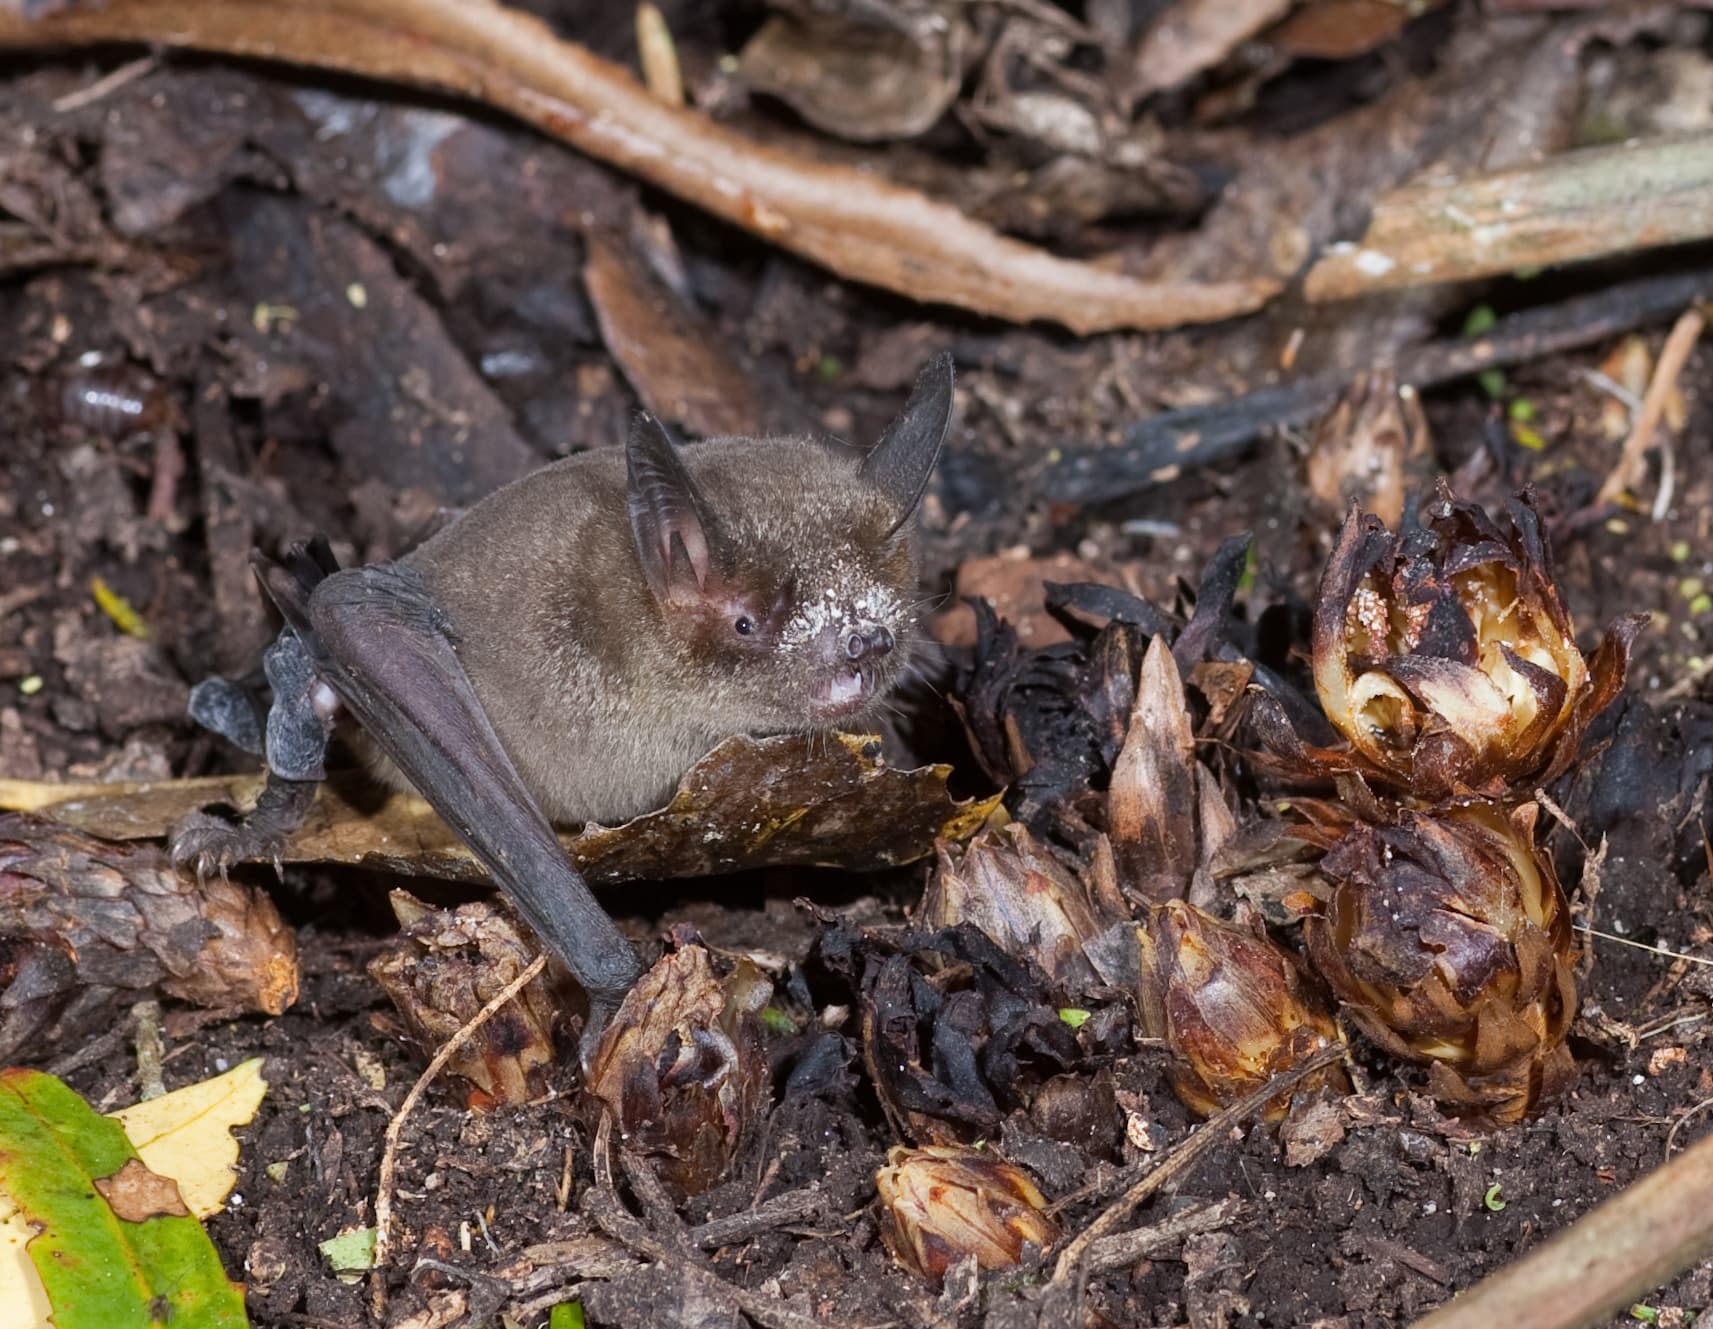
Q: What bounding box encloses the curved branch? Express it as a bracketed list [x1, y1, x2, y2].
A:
[0, 0, 1280, 333]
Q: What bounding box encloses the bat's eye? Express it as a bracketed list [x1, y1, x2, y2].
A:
[734, 616, 754, 636]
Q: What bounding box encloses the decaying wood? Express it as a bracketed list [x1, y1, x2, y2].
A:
[0, 0, 1278, 333]
[1410, 1127, 1713, 1329]
[1040, 261, 1713, 504]
[1305, 132, 1713, 301]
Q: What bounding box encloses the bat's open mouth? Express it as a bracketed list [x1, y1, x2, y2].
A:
[811, 666, 871, 718]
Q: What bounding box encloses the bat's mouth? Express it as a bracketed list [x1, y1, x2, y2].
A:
[810, 665, 873, 719]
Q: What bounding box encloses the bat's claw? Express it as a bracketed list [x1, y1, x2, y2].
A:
[168, 810, 283, 879]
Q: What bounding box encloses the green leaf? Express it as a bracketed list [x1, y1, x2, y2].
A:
[550, 1302, 588, 1329]
[0, 1068, 248, 1329]
[318, 1225, 377, 1271]
[1058, 1008, 1090, 1029]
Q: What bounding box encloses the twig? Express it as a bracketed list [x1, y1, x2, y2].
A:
[371, 953, 546, 1319]
[1408, 1126, 1713, 1329]
[689, 1185, 825, 1249]
[1596, 304, 1704, 506]
[1574, 925, 1713, 969]
[1081, 1195, 1245, 1277]
[1049, 1043, 1344, 1281]
[48, 51, 158, 111]
[1305, 133, 1713, 301]
[0, 0, 1277, 333]
[1039, 262, 1713, 504]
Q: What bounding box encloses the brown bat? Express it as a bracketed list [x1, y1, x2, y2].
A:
[174, 354, 955, 1051]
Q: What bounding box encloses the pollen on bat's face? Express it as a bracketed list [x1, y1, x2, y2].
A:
[771, 556, 912, 725]
[779, 574, 905, 650]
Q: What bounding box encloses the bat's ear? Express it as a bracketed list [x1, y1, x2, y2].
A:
[627, 413, 716, 604]
[861, 351, 954, 532]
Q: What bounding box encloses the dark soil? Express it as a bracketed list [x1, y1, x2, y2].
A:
[2, 5, 1712, 1328]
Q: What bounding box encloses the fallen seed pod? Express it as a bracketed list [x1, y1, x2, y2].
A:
[1310, 485, 1642, 801]
[1135, 900, 1347, 1121]
[875, 1144, 1059, 1282]
[1304, 801, 1576, 1123]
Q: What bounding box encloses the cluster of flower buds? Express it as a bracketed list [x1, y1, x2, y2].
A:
[1277, 486, 1641, 1120]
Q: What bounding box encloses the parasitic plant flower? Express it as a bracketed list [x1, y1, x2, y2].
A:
[1135, 901, 1347, 1121]
[1303, 801, 1576, 1122]
[369, 891, 565, 1110]
[583, 943, 771, 1197]
[922, 822, 1122, 989]
[1312, 487, 1642, 801]
[875, 1144, 1060, 1282]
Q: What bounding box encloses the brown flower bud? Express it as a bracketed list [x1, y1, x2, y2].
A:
[875, 1145, 1059, 1282]
[1135, 901, 1347, 1120]
[1304, 802, 1576, 1122]
[1312, 487, 1642, 800]
[368, 891, 565, 1110]
[583, 944, 771, 1197]
[922, 823, 1120, 987]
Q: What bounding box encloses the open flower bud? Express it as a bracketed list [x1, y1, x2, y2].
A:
[922, 823, 1121, 988]
[1135, 901, 1347, 1120]
[583, 944, 771, 1197]
[1304, 802, 1575, 1122]
[1312, 487, 1641, 800]
[875, 1144, 1059, 1282]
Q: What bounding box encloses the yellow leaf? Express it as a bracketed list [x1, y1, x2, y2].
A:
[90, 575, 149, 638]
[0, 1198, 55, 1327]
[109, 1058, 268, 1220]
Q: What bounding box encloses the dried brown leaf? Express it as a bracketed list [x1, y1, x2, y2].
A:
[0, 732, 1000, 887]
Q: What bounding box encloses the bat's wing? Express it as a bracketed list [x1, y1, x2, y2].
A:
[255, 545, 644, 1052]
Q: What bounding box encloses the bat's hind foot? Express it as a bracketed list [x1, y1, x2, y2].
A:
[168, 773, 319, 878]
[169, 809, 285, 877]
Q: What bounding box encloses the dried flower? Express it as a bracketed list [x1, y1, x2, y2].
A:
[1303, 801, 1576, 1122]
[583, 944, 771, 1196]
[922, 823, 1120, 988]
[1135, 901, 1347, 1120]
[875, 1144, 1059, 1281]
[1312, 487, 1641, 800]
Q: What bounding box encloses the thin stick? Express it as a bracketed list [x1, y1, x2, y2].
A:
[370, 953, 546, 1317]
[1596, 305, 1704, 506]
[49, 51, 158, 111]
[1574, 924, 1713, 969]
[1409, 1126, 1713, 1329]
[0, 0, 1276, 334]
[1049, 1043, 1344, 1281]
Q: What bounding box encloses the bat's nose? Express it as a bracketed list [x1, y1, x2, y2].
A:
[844, 624, 895, 661]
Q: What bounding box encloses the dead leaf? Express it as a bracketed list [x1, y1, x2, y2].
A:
[0, 733, 1000, 886]
[94, 1158, 192, 1221]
